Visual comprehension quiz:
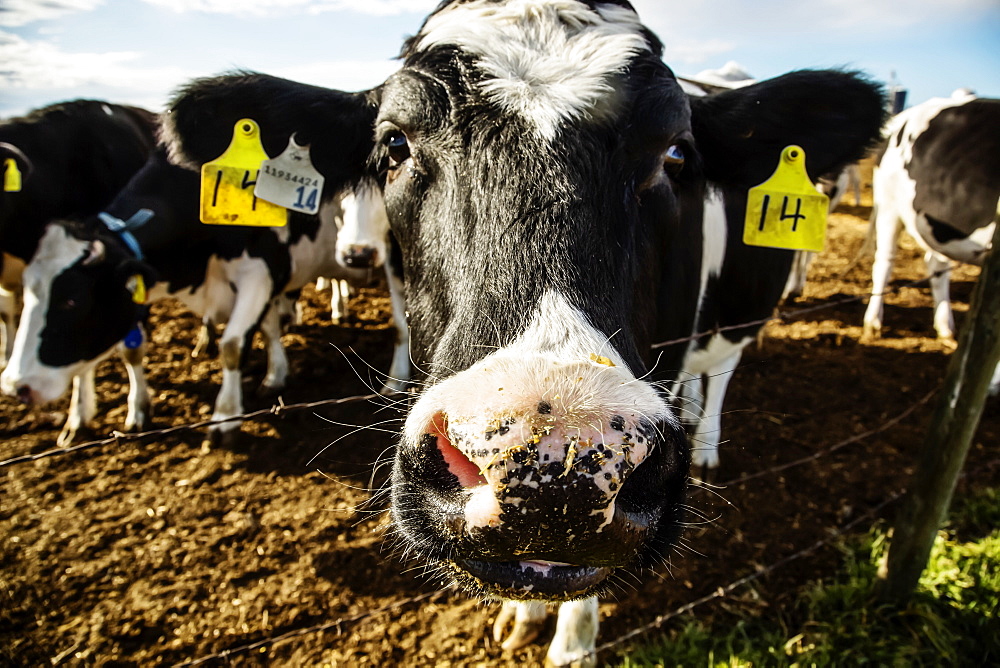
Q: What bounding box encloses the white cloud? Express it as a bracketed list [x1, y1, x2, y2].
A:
[271, 59, 401, 91]
[0, 31, 188, 99]
[0, 0, 104, 27]
[140, 0, 437, 17]
[663, 38, 737, 66]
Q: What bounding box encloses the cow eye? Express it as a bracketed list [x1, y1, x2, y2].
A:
[663, 144, 685, 176]
[385, 131, 411, 165]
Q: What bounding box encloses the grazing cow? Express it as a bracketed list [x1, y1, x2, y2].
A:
[162, 2, 884, 663]
[862, 94, 999, 395]
[1, 148, 406, 444]
[0, 100, 157, 367]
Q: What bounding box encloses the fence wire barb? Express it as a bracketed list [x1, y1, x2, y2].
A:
[590, 491, 905, 659]
[0, 391, 390, 469]
[173, 590, 443, 667]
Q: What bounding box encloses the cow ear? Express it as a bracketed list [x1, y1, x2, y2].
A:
[115, 259, 158, 292]
[689, 70, 886, 188]
[162, 71, 378, 196]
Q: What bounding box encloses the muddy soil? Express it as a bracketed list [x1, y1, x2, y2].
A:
[2, 193, 998, 666]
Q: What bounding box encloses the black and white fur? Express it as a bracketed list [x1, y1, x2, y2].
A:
[161, 2, 885, 664]
[862, 92, 999, 395]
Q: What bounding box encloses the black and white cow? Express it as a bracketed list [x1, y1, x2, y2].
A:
[862, 93, 1000, 395]
[0, 100, 158, 367]
[1, 148, 409, 444]
[161, 2, 884, 663]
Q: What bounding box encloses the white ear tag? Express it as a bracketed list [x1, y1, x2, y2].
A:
[254, 136, 325, 215]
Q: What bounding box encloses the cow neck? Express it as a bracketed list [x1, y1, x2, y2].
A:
[97, 209, 153, 261]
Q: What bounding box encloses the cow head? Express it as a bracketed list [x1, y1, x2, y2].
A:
[164, 0, 884, 601]
[335, 177, 390, 270]
[0, 221, 152, 405]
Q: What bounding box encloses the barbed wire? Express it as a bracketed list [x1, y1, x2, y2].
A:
[652, 262, 960, 351]
[1, 263, 957, 471]
[173, 590, 443, 667]
[0, 391, 389, 469]
[590, 490, 905, 658]
[715, 385, 939, 488]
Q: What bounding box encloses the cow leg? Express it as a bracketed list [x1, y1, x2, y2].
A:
[0, 285, 17, 369]
[493, 601, 547, 651]
[782, 250, 813, 301]
[58, 367, 98, 447]
[315, 276, 331, 293]
[382, 261, 410, 394]
[120, 331, 152, 432]
[330, 279, 351, 325]
[862, 208, 901, 341]
[925, 251, 955, 343]
[691, 347, 742, 477]
[990, 362, 1000, 397]
[209, 275, 272, 446]
[192, 318, 217, 359]
[258, 298, 289, 396]
[546, 598, 599, 668]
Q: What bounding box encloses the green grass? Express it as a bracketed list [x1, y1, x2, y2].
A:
[614, 488, 1000, 667]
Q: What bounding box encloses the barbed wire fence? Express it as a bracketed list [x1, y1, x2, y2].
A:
[0, 262, 956, 471]
[0, 259, 971, 664]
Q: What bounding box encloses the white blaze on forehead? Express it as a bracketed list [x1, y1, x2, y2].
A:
[415, 0, 651, 140]
[405, 290, 674, 446]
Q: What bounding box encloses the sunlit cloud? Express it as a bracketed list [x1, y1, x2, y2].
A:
[140, 0, 437, 17]
[0, 0, 104, 27]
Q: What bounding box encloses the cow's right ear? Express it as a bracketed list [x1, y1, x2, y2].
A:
[162, 71, 379, 196]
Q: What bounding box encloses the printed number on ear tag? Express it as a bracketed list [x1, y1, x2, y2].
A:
[4, 158, 22, 192]
[255, 135, 325, 215]
[200, 118, 287, 227]
[744, 145, 829, 252]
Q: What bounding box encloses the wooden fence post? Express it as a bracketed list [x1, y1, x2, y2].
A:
[878, 221, 1000, 604]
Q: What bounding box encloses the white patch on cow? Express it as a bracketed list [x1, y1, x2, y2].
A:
[405, 291, 673, 531]
[416, 0, 650, 140]
[1, 226, 97, 402]
[698, 188, 727, 306]
[547, 597, 599, 667]
[675, 334, 748, 470]
[337, 182, 389, 270]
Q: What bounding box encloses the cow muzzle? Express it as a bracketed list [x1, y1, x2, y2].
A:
[392, 356, 689, 600]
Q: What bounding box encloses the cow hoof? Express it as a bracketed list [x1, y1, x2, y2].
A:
[545, 654, 596, 668]
[493, 604, 546, 651]
[206, 426, 240, 449]
[56, 424, 79, 448]
[860, 323, 881, 344]
[939, 335, 958, 352]
[380, 379, 407, 396]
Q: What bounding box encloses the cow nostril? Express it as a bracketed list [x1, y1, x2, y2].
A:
[429, 413, 486, 488]
[343, 247, 377, 269]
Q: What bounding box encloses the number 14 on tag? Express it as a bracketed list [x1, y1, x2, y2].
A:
[743, 145, 828, 252]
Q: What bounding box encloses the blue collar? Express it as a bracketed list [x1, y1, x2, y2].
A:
[98, 209, 154, 261]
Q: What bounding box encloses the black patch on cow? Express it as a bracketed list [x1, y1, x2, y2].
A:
[926, 214, 969, 244]
[0, 100, 157, 263]
[905, 99, 1000, 236]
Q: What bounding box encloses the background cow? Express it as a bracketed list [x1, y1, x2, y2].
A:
[862, 93, 999, 395]
[1, 149, 408, 445]
[162, 1, 884, 664]
[0, 100, 157, 366]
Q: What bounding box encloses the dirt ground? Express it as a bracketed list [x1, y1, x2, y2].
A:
[2, 184, 998, 666]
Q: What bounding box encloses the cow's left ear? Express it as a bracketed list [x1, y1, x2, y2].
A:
[162, 70, 378, 197]
[690, 70, 886, 188]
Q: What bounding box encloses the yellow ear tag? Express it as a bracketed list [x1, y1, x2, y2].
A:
[128, 274, 147, 305]
[200, 119, 287, 227]
[744, 145, 829, 252]
[4, 158, 22, 192]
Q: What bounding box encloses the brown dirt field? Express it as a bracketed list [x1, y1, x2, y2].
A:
[2, 199, 998, 667]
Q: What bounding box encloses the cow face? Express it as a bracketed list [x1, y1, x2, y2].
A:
[374, 0, 691, 600]
[1, 223, 147, 404]
[335, 178, 390, 270]
[164, 0, 885, 604]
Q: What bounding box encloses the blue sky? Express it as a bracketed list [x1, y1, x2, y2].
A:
[1, 0, 998, 118]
